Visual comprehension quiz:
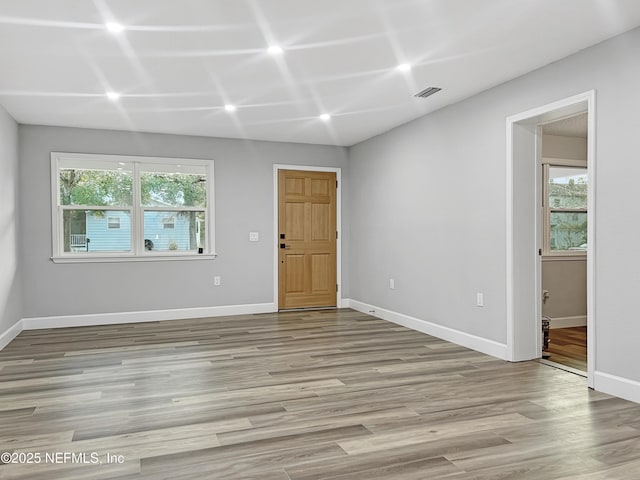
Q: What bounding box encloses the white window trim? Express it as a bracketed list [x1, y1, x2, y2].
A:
[51, 152, 216, 263]
[541, 157, 587, 168]
[541, 159, 587, 257]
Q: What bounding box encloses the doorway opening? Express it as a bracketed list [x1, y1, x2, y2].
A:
[506, 91, 595, 388]
[539, 114, 588, 375]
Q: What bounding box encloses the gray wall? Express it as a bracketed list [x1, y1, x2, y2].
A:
[19, 125, 348, 318]
[348, 27, 640, 381]
[542, 259, 587, 319]
[0, 105, 22, 335]
[542, 134, 587, 160]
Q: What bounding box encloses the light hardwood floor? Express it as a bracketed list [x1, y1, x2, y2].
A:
[1, 309, 640, 479]
[546, 326, 587, 372]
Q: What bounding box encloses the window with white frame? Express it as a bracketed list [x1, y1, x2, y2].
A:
[542, 161, 587, 254]
[51, 152, 214, 261]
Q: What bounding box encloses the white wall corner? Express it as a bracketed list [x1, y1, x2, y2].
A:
[21, 303, 277, 331]
[347, 299, 508, 360]
[594, 371, 640, 405]
[0, 319, 24, 351]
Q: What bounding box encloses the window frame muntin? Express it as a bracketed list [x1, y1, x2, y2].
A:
[51, 152, 215, 262]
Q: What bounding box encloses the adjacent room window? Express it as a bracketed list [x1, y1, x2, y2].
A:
[107, 217, 121, 229]
[162, 217, 175, 229]
[51, 152, 214, 261]
[543, 161, 587, 254]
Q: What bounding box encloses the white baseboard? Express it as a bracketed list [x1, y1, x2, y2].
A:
[0, 319, 23, 351]
[344, 299, 508, 360]
[20, 302, 278, 331]
[594, 371, 640, 404]
[548, 315, 587, 329]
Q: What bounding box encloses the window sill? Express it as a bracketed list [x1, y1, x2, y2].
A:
[51, 253, 217, 264]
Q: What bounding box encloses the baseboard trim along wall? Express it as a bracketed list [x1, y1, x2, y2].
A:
[549, 315, 587, 329]
[0, 303, 278, 351]
[0, 319, 23, 351]
[594, 371, 640, 405]
[0, 299, 372, 350]
[21, 302, 278, 330]
[345, 299, 509, 360]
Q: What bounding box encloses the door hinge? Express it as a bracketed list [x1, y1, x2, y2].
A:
[538, 248, 542, 256]
[336, 231, 338, 239]
[336, 284, 339, 292]
[336, 180, 338, 188]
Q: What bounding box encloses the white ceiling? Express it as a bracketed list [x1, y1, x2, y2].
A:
[543, 113, 588, 138]
[1, 1, 640, 146]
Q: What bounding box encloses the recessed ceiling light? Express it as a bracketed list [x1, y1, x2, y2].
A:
[105, 22, 124, 34]
[106, 91, 120, 101]
[319, 114, 331, 121]
[224, 104, 237, 112]
[267, 45, 284, 55]
[397, 63, 412, 72]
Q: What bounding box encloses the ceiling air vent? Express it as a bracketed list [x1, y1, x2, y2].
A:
[414, 87, 442, 99]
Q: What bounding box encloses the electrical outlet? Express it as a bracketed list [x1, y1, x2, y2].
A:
[389, 278, 395, 289]
[249, 231, 259, 242]
[476, 292, 484, 307]
[214, 276, 221, 286]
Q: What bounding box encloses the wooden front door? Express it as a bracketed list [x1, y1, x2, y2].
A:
[278, 169, 337, 309]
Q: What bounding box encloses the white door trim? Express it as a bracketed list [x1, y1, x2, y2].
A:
[273, 164, 343, 309]
[506, 90, 596, 388]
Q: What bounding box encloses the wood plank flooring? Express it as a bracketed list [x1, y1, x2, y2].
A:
[546, 326, 587, 372]
[1, 309, 639, 479]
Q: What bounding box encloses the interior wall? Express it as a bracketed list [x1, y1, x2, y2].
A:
[348, 26, 640, 383]
[541, 134, 588, 326]
[542, 134, 587, 160]
[0, 105, 21, 340]
[542, 258, 587, 321]
[18, 125, 349, 319]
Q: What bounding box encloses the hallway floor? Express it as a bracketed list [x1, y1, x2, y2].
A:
[546, 326, 587, 372]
